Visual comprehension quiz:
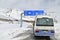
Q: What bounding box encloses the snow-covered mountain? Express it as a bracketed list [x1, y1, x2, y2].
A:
[0, 8, 60, 24]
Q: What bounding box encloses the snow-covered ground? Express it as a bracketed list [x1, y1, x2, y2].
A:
[0, 22, 32, 40]
[54, 23, 60, 40]
[0, 22, 60, 40]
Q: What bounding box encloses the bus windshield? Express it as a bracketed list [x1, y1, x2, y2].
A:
[36, 18, 54, 26]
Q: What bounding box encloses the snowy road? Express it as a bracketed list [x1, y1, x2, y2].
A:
[12, 23, 60, 40]
[0, 22, 60, 40]
[0, 22, 32, 40]
[12, 26, 56, 40]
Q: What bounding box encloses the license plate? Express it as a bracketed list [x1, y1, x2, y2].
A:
[43, 31, 47, 32]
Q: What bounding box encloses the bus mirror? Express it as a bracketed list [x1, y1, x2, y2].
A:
[54, 19, 58, 23]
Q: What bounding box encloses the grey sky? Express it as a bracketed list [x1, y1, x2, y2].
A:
[0, 0, 60, 11]
[0, 0, 60, 8]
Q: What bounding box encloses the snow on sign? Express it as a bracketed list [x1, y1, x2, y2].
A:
[24, 10, 44, 16]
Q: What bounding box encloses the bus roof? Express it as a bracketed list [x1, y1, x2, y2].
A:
[36, 15, 53, 18]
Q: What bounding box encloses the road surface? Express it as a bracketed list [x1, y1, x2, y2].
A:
[12, 27, 56, 40]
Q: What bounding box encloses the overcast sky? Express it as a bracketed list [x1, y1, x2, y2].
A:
[0, 0, 60, 12]
[0, 0, 60, 8]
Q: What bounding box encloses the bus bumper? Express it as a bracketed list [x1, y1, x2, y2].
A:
[34, 30, 54, 36]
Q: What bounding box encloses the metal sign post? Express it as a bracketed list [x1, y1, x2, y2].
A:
[20, 13, 23, 27]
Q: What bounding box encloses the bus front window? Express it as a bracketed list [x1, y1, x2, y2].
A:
[36, 18, 54, 26]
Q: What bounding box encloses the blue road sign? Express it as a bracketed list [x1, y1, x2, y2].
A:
[24, 10, 44, 16]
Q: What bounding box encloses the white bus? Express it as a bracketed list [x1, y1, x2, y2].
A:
[33, 15, 55, 37]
